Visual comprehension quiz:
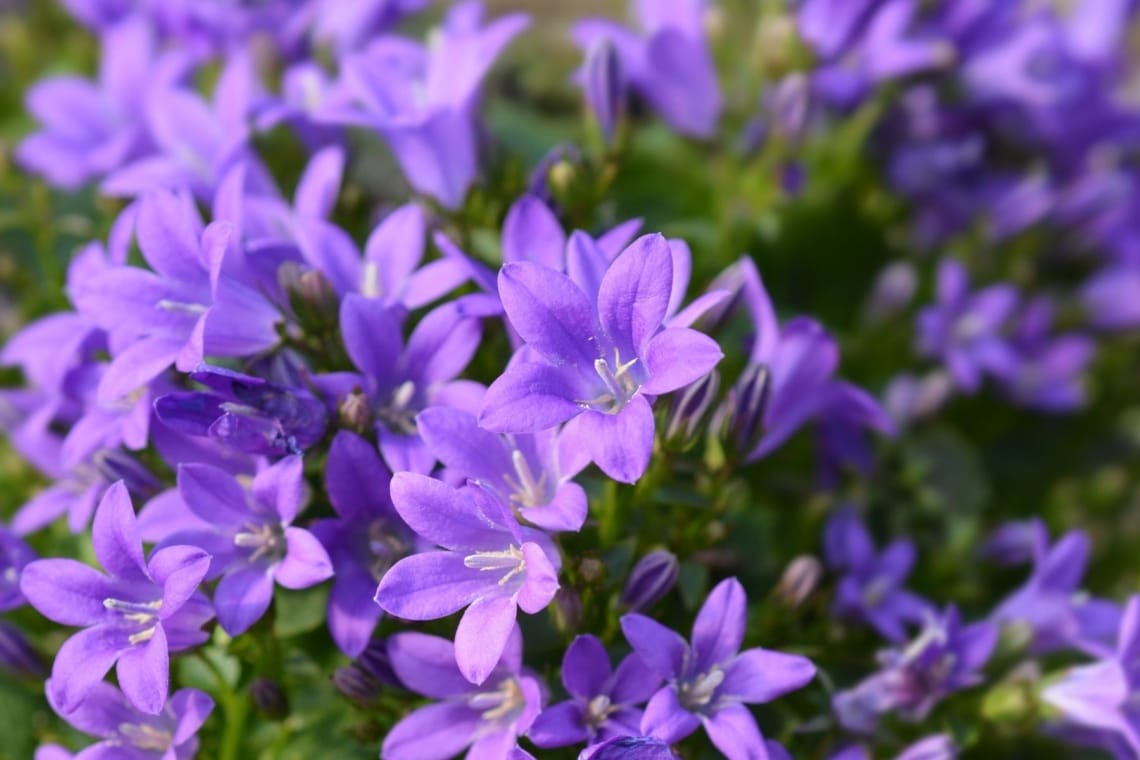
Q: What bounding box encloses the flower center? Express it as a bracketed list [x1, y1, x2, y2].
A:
[468, 677, 525, 724]
[117, 722, 173, 752]
[678, 665, 725, 712]
[367, 520, 410, 581]
[234, 521, 287, 564]
[155, 299, 208, 316]
[502, 449, 548, 509]
[377, 380, 419, 435]
[103, 598, 163, 645]
[463, 546, 526, 587]
[584, 694, 618, 728]
[578, 348, 642, 415]
[861, 575, 892, 608]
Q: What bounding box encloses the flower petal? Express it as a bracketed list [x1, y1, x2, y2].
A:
[597, 234, 672, 356]
[620, 613, 688, 680]
[276, 527, 334, 590]
[214, 564, 275, 636]
[577, 396, 655, 484]
[702, 702, 767, 760]
[498, 262, 599, 369]
[692, 577, 747, 672]
[479, 362, 585, 434]
[91, 481, 148, 583]
[116, 624, 169, 714]
[455, 594, 517, 685]
[720, 647, 816, 704]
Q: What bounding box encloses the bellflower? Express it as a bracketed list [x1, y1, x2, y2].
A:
[579, 736, 678, 759]
[375, 473, 560, 685]
[328, 295, 483, 473]
[48, 681, 214, 760]
[162, 455, 332, 636]
[916, 259, 1019, 394]
[417, 406, 589, 532]
[992, 520, 1121, 656]
[154, 364, 327, 457]
[326, 1, 529, 208]
[572, 0, 722, 138]
[310, 431, 417, 658]
[381, 629, 542, 760]
[833, 607, 997, 734]
[19, 482, 214, 714]
[994, 297, 1094, 412]
[529, 634, 660, 750]
[621, 577, 816, 759]
[479, 234, 723, 483]
[824, 507, 932, 643]
[1043, 595, 1140, 758]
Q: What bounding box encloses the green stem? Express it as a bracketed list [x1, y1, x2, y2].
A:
[219, 691, 250, 760]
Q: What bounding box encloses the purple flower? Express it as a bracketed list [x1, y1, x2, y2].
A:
[310, 432, 416, 657]
[824, 507, 931, 643]
[992, 521, 1121, 656]
[19, 482, 213, 714]
[573, 0, 722, 138]
[0, 526, 36, 611]
[375, 473, 560, 685]
[1043, 595, 1140, 757]
[326, 1, 529, 208]
[16, 19, 182, 189]
[479, 234, 723, 483]
[994, 297, 1094, 411]
[48, 681, 213, 760]
[1081, 266, 1140, 330]
[417, 406, 589, 532]
[530, 634, 660, 749]
[579, 735, 677, 759]
[382, 628, 542, 760]
[154, 364, 327, 457]
[621, 577, 816, 758]
[916, 259, 1019, 393]
[305, 0, 432, 54]
[166, 456, 332, 636]
[833, 607, 997, 733]
[328, 295, 483, 473]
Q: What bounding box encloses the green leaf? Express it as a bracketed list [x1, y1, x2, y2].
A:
[274, 585, 330, 639]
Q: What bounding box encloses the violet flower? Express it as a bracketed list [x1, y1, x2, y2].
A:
[417, 406, 589, 532]
[824, 507, 931, 643]
[328, 295, 483, 473]
[833, 607, 997, 734]
[19, 482, 214, 714]
[621, 577, 816, 758]
[1043, 594, 1140, 757]
[310, 431, 416, 657]
[479, 234, 723, 483]
[325, 1, 529, 209]
[529, 634, 660, 750]
[166, 455, 332, 636]
[375, 473, 560, 685]
[154, 364, 327, 457]
[579, 736, 677, 759]
[916, 260, 1019, 395]
[994, 296, 1094, 411]
[48, 681, 213, 760]
[572, 0, 722, 138]
[382, 628, 542, 760]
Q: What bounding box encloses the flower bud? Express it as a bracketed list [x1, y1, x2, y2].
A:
[583, 39, 625, 146]
[716, 364, 771, 457]
[663, 370, 720, 450]
[550, 587, 583, 634]
[774, 555, 823, 608]
[0, 622, 43, 678]
[773, 73, 811, 143]
[356, 638, 400, 689]
[251, 676, 289, 720]
[621, 550, 680, 612]
[332, 664, 379, 705]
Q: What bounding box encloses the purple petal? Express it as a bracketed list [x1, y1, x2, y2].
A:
[692, 577, 747, 671]
[148, 545, 211, 615]
[91, 481, 148, 583]
[610, 650, 664, 705]
[326, 431, 393, 520]
[620, 614, 688, 680]
[340, 294, 403, 381]
[251, 455, 305, 524]
[503, 195, 565, 268]
[116, 625, 169, 714]
[327, 569, 383, 658]
[375, 551, 487, 620]
[401, 303, 481, 384]
[171, 688, 216, 744]
[498, 262, 599, 369]
[49, 627, 126, 713]
[641, 686, 701, 743]
[720, 647, 816, 704]
[97, 337, 182, 402]
[641, 328, 723, 395]
[388, 472, 501, 550]
[597, 234, 672, 356]
[387, 632, 474, 699]
[479, 361, 586, 433]
[517, 541, 560, 614]
[528, 700, 589, 748]
[295, 145, 344, 220]
[417, 407, 512, 484]
[214, 564, 275, 636]
[20, 558, 116, 626]
[176, 463, 249, 526]
[577, 396, 655, 484]
[562, 634, 613, 699]
[702, 702, 767, 760]
[522, 481, 587, 533]
[364, 204, 426, 296]
[276, 527, 334, 589]
[455, 594, 518, 685]
[381, 701, 480, 760]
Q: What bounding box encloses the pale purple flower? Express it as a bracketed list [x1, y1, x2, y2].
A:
[529, 634, 660, 749]
[994, 297, 1094, 411]
[304, 0, 432, 54]
[916, 259, 1019, 393]
[1043, 595, 1140, 757]
[572, 0, 722, 138]
[375, 473, 560, 685]
[19, 482, 213, 714]
[324, 1, 529, 208]
[47, 681, 213, 760]
[327, 295, 484, 473]
[833, 607, 997, 734]
[382, 628, 542, 760]
[417, 406, 589, 533]
[824, 507, 931, 643]
[165, 455, 332, 636]
[479, 234, 723, 483]
[622, 577, 816, 759]
[310, 431, 416, 657]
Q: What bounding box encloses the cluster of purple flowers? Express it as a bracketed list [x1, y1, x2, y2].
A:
[5, 0, 1140, 758]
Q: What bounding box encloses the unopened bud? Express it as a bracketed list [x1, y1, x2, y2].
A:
[621, 550, 680, 612]
[356, 638, 400, 689]
[774, 555, 823, 608]
[0, 622, 43, 678]
[250, 677, 289, 720]
[583, 39, 625, 146]
[333, 664, 379, 705]
[715, 364, 771, 457]
[664, 370, 720, 450]
[550, 587, 583, 633]
[773, 73, 811, 143]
